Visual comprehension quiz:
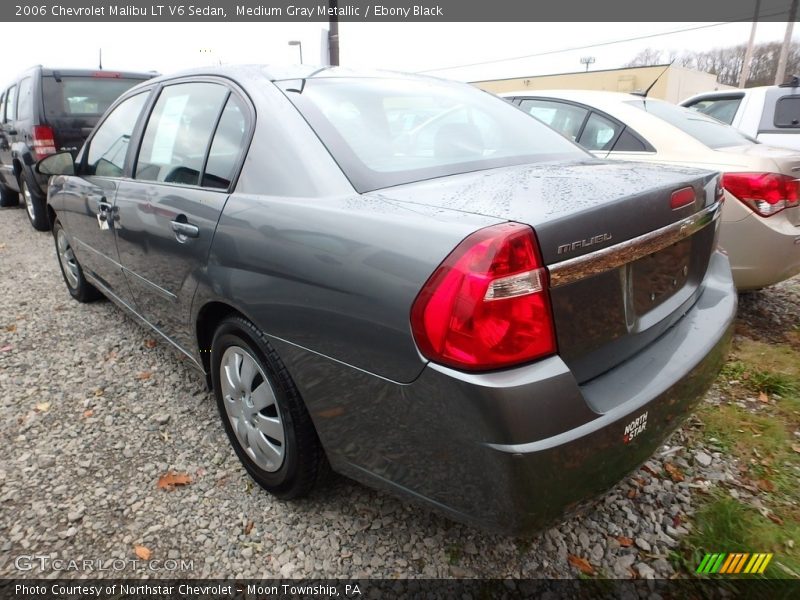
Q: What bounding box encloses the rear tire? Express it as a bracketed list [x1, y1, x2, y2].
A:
[210, 316, 326, 499]
[53, 220, 101, 302]
[0, 184, 19, 207]
[21, 175, 49, 231]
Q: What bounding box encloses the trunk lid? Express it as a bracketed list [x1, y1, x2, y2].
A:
[372, 160, 722, 382]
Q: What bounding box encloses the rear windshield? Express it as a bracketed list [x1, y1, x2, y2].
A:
[280, 77, 586, 192]
[627, 98, 756, 149]
[42, 76, 147, 118]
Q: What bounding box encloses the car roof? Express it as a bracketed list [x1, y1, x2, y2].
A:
[141, 64, 445, 86]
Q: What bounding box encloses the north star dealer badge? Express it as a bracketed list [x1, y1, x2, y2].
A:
[623, 411, 648, 444]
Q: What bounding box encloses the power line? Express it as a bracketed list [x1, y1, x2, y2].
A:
[416, 15, 788, 75]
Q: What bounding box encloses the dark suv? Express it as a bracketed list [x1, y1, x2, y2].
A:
[0, 66, 156, 230]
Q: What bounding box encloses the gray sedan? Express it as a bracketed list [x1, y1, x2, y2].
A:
[39, 66, 736, 534]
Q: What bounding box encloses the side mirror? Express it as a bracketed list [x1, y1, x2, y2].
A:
[37, 151, 75, 176]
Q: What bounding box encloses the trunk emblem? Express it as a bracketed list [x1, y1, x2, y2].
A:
[557, 233, 613, 255]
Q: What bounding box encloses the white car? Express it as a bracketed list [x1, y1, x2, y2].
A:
[680, 82, 800, 151]
[502, 89, 800, 290]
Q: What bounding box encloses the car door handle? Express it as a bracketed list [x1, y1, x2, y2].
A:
[170, 220, 199, 239]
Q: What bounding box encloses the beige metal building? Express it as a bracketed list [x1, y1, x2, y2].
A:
[471, 64, 734, 104]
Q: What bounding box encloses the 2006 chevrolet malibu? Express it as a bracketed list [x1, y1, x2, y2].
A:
[39, 66, 736, 534]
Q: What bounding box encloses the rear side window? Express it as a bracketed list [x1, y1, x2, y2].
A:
[774, 96, 800, 128]
[16, 77, 32, 119]
[42, 76, 146, 118]
[135, 82, 228, 186]
[86, 92, 149, 177]
[203, 95, 248, 189]
[5, 85, 16, 121]
[612, 129, 650, 152]
[519, 98, 588, 142]
[684, 97, 742, 125]
[578, 112, 622, 151]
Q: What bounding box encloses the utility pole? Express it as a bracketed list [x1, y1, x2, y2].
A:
[739, 0, 760, 88]
[328, 0, 339, 66]
[775, 0, 798, 85]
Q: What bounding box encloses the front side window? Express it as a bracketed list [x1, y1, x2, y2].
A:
[5, 86, 16, 121]
[16, 78, 32, 119]
[282, 78, 585, 192]
[135, 82, 228, 186]
[628, 99, 755, 149]
[86, 92, 149, 177]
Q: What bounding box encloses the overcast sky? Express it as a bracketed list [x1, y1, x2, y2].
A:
[0, 21, 795, 85]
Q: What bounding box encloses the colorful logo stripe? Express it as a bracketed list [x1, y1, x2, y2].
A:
[696, 553, 773, 574]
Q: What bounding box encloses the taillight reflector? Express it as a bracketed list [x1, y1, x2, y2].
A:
[670, 187, 696, 210]
[410, 222, 556, 371]
[31, 125, 56, 160]
[722, 172, 800, 217]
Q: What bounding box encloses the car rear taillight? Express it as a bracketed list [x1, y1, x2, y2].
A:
[722, 172, 800, 217]
[410, 222, 556, 371]
[32, 125, 56, 160]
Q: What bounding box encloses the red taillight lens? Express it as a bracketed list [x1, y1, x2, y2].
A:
[721, 172, 800, 217]
[31, 125, 56, 160]
[410, 222, 556, 371]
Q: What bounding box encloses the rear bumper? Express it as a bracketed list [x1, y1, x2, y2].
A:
[721, 209, 800, 290]
[284, 252, 736, 535]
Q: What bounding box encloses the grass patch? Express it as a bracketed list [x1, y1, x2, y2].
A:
[699, 403, 789, 458]
[720, 361, 797, 397]
[445, 544, 462, 565]
[684, 338, 800, 578]
[687, 495, 800, 578]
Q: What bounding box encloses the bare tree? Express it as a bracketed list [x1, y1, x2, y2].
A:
[625, 42, 800, 87]
[624, 48, 668, 67]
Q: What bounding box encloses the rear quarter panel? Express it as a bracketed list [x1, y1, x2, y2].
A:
[196, 192, 501, 384]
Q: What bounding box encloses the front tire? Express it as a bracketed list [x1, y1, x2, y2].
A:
[53, 220, 101, 302]
[210, 316, 326, 499]
[21, 175, 49, 231]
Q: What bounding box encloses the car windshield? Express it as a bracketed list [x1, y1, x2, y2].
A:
[280, 77, 587, 192]
[42, 75, 147, 118]
[627, 98, 756, 149]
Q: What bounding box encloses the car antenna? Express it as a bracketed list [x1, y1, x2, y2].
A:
[99, 48, 103, 70]
[630, 61, 674, 100]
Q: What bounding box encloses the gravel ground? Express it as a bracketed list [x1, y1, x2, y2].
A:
[0, 204, 796, 580]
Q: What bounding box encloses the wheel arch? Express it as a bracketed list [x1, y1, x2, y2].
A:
[195, 300, 248, 386]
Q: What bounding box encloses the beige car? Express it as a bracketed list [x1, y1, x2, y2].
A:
[502, 90, 800, 290]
